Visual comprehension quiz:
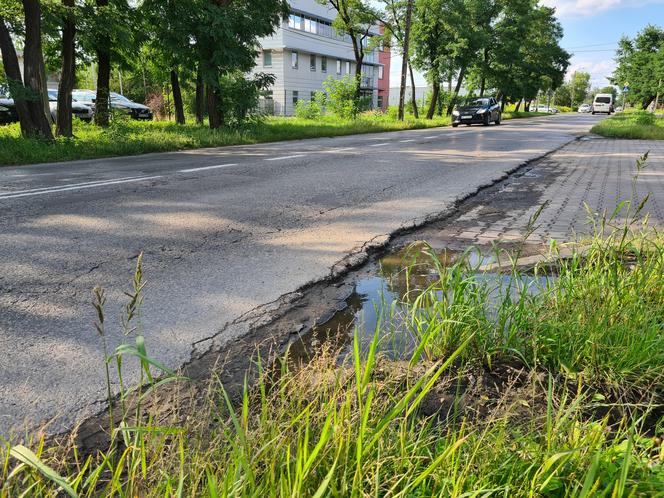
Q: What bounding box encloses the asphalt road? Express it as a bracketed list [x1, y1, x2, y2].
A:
[0, 113, 604, 436]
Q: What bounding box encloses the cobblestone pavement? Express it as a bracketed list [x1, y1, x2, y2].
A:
[411, 137, 664, 248]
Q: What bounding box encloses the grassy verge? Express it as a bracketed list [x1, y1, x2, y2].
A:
[2, 198, 663, 495]
[592, 111, 664, 140]
[0, 110, 552, 166]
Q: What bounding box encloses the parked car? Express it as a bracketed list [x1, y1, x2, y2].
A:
[578, 103, 592, 113]
[0, 97, 18, 124]
[110, 92, 153, 120]
[71, 89, 154, 120]
[452, 97, 501, 127]
[47, 89, 93, 122]
[535, 105, 558, 114]
[592, 93, 614, 114]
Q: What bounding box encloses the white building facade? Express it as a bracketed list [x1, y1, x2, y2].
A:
[251, 0, 384, 116]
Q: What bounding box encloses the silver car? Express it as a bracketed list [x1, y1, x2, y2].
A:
[48, 89, 93, 122]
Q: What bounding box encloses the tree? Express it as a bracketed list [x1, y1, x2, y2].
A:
[569, 71, 590, 108]
[382, 0, 419, 119]
[0, 0, 53, 139]
[55, 0, 76, 137]
[192, 0, 288, 129]
[319, 0, 379, 102]
[141, 0, 195, 125]
[611, 25, 664, 109]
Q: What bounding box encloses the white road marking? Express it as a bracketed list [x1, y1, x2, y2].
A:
[369, 143, 389, 147]
[424, 136, 437, 139]
[399, 139, 416, 143]
[0, 175, 158, 196]
[264, 154, 306, 161]
[0, 175, 163, 200]
[179, 163, 238, 173]
[333, 147, 356, 152]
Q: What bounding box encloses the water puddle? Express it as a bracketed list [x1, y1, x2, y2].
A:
[288, 243, 557, 363]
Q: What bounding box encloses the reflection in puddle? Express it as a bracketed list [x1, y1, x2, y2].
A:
[288, 245, 556, 363]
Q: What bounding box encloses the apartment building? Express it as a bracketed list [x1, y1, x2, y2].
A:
[251, 0, 389, 116]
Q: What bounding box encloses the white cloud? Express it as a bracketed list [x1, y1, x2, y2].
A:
[567, 57, 617, 87]
[541, 0, 664, 18]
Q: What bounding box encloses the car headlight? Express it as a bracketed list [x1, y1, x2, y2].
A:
[452, 110, 460, 116]
[476, 108, 487, 114]
[0, 106, 8, 111]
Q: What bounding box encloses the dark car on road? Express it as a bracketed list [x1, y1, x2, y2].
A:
[0, 97, 18, 125]
[452, 97, 501, 127]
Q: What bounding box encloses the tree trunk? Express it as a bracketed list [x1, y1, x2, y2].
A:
[426, 79, 439, 120]
[195, 66, 205, 124]
[207, 84, 222, 129]
[170, 69, 185, 125]
[56, 0, 76, 137]
[516, 100, 522, 112]
[408, 61, 418, 119]
[94, 0, 111, 127]
[479, 49, 488, 97]
[446, 66, 466, 116]
[0, 16, 39, 137]
[398, 0, 413, 121]
[350, 34, 364, 104]
[22, 0, 54, 139]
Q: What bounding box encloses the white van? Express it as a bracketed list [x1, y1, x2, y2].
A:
[592, 94, 614, 114]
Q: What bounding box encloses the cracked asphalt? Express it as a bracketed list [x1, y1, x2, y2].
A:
[0, 113, 603, 437]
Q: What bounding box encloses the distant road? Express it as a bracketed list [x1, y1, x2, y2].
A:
[0, 113, 603, 436]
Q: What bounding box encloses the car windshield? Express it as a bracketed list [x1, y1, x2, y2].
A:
[595, 97, 611, 104]
[111, 93, 131, 102]
[466, 98, 489, 107]
[47, 90, 58, 101]
[73, 91, 94, 101]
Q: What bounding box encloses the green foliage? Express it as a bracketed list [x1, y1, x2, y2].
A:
[569, 71, 591, 107]
[294, 91, 327, 120]
[216, 71, 275, 127]
[592, 111, 664, 140]
[612, 25, 664, 109]
[323, 74, 360, 119]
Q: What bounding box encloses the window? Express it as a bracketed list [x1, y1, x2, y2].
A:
[291, 51, 299, 69]
[304, 17, 317, 33]
[292, 91, 299, 105]
[345, 61, 351, 74]
[377, 96, 383, 109]
[336, 59, 342, 75]
[378, 65, 384, 80]
[321, 56, 327, 73]
[288, 14, 302, 30]
[310, 54, 316, 72]
[263, 50, 272, 67]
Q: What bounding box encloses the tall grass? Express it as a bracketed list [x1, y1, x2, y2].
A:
[0, 114, 450, 166]
[592, 111, 664, 140]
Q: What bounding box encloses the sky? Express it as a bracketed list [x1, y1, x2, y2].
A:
[388, 0, 664, 89]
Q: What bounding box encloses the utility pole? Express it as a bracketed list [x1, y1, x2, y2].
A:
[397, 0, 413, 121]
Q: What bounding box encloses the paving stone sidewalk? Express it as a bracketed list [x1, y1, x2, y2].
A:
[446, 137, 664, 245]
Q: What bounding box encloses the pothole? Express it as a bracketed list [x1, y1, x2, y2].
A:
[288, 242, 558, 364]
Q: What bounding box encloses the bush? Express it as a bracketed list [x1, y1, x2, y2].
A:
[294, 91, 326, 120]
[217, 71, 276, 127]
[634, 111, 656, 126]
[323, 75, 358, 119]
